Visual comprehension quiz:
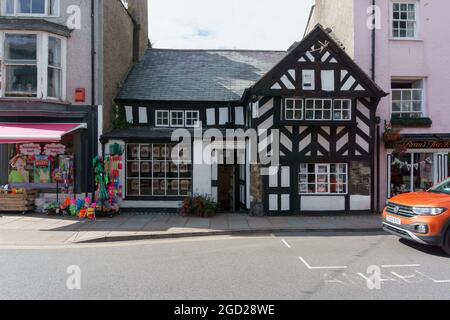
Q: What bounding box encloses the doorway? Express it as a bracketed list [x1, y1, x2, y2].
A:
[217, 164, 238, 212]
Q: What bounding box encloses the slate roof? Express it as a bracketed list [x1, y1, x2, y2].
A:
[116, 49, 287, 102]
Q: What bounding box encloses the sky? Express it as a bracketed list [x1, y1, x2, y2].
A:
[147, 0, 315, 51]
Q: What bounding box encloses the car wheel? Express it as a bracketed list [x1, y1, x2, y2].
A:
[442, 228, 450, 256]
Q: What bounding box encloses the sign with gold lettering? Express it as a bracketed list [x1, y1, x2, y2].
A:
[386, 140, 450, 149]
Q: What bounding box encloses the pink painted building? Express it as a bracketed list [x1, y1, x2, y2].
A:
[307, 0, 450, 212]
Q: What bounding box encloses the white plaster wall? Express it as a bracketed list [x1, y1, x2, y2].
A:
[350, 195, 371, 211]
[192, 138, 212, 196]
[301, 196, 346, 211]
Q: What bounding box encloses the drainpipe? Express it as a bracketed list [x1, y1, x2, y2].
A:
[371, 0, 381, 213]
[91, 0, 96, 197]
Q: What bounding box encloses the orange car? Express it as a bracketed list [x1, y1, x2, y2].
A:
[383, 178, 450, 255]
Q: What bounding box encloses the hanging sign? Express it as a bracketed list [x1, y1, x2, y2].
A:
[44, 143, 66, 156]
[19, 143, 42, 156]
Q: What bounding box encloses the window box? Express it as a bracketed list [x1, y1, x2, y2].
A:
[391, 117, 432, 127]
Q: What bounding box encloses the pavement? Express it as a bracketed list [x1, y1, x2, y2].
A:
[0, 212, 383, 246]
[1, 232, 449, 299]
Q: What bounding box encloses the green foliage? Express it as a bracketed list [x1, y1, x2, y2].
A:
[179, 194, 218, 217]
[112, 105, 130, 130]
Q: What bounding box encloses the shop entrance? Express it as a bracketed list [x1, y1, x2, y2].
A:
[217, 164, 239, 212]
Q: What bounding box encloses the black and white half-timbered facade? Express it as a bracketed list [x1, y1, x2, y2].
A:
[102, 25, 387, 214]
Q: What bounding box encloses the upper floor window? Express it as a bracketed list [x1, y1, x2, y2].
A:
[305, 99, 332, 120]
[2, 0, 59, 16]
[285, 98, 303, 120]
[392, 2, 418, 39]
[155, 109, 199, 128]
[283, 98, 352, 122]
[1, 32, 66, 100]
[391, 79, 424, 118]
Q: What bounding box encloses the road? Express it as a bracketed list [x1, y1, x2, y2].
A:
[1, 231, 450, 300]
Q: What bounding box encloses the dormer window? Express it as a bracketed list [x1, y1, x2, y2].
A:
[2, 0, 59, 17]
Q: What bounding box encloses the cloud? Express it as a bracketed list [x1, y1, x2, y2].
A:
[148, 0, 315, 50]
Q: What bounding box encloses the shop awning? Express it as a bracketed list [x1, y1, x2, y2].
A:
[0, 123, 87, 144]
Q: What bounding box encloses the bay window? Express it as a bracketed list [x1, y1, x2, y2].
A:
[2, 0, 59, 16]
[299, 163, 348, 194]
[1, 32, 66, 100]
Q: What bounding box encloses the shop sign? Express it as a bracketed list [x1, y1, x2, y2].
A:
[44, 143, 66, 156]
[19, 143, 42, 156]
[387, 140, 450, 149]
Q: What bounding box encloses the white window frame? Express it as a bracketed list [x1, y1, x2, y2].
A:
[1, 0, 60, 17]
[284, 98, 303, 120]
[1, 31, 66, 100]
[305, 99, 332, 120]
[155, 110, 170, 127]
[170, 110, 185, 127]
[299, 163, 348, 195]
[391, 1, 419, 40]
[333, 99, 352, 121]
[185, 110, 200, 127]
[125, 143, 192, 197]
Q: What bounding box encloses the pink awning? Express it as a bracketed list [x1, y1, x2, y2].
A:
[0, 123, 87, 144]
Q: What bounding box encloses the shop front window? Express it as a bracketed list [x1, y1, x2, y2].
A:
[299, 163, 348, 194]
[7, 136, 75, 193]
[390, 153, 434, 197]
[126, 143, 192, 197]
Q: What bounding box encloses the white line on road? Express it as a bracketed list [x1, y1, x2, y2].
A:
[281, 239, 291, 249]
[298, 256, 348, 270]
[415, 271, 450, 283]
[381, 264, 421, 268]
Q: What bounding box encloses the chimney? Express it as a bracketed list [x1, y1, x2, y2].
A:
[126, 0, 149, 62]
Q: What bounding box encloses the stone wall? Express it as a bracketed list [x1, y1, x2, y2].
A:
[250, 164, 264, 216]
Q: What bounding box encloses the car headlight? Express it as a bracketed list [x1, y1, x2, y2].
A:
[412, 207, 446, 216]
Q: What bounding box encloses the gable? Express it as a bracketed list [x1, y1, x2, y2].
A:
[250, 25, 386, 100]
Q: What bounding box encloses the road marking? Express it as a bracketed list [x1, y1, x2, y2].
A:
[281, 239, 291, 249]
[416, 271, 450, 283]
[298, 256, 348, 270]
[381, 264, 421, 268]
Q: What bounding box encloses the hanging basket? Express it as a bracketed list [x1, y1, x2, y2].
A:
[383, 131, 401, 144]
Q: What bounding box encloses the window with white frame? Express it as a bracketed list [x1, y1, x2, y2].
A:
[2, 0, 59, 16]
[47, 36, 62, 98]
[126, 143, 192, 197]
[4, 34, 38, 97]
[305, 99, 332, 120]
[2, 32, 65, 99]
[170, 111, 184, 127]
[391, 80, 424, 118]
[185, 110, 199, 127]
[155, 110, 169, 127]
[392, 2, 418, 39]
[333, 99, 352, 120]
[299, 163, 348, 194]
[284, 98, 303, 120]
